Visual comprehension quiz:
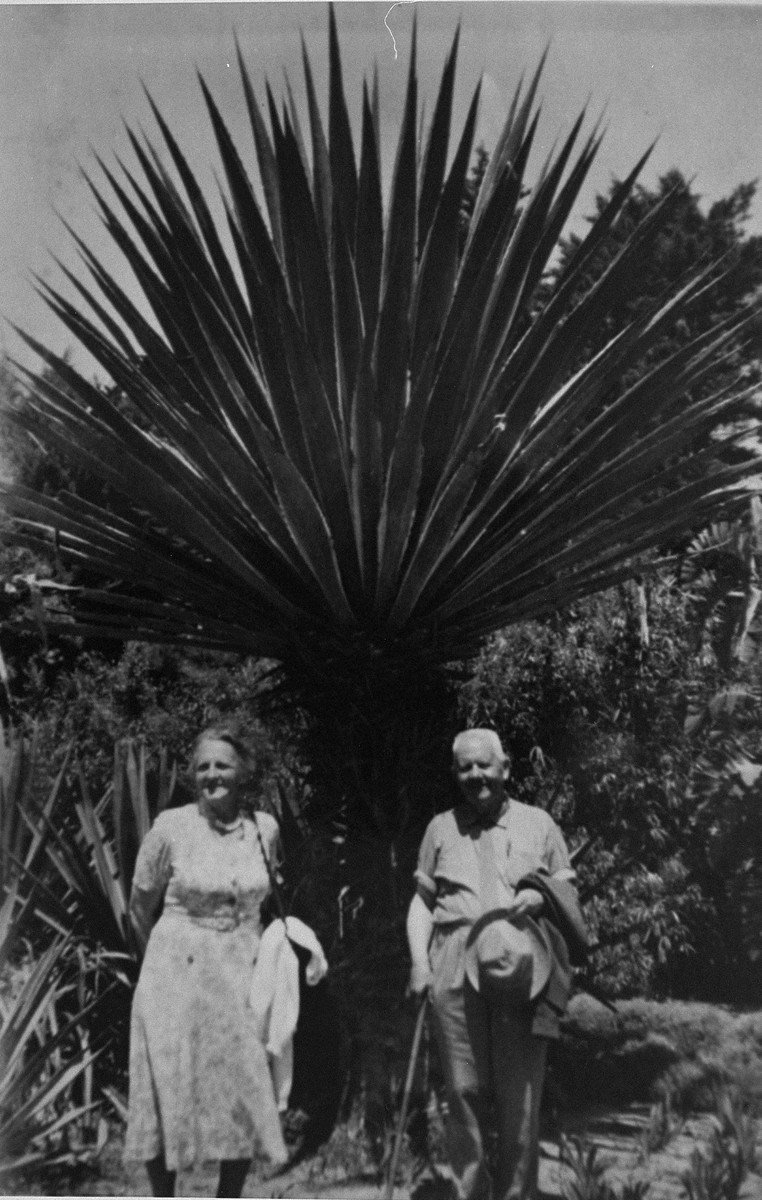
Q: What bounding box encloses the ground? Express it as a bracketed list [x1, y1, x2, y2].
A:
[13, 1105, 762, 1199]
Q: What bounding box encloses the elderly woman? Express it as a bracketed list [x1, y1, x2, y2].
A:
[123, 726, 288, 1198]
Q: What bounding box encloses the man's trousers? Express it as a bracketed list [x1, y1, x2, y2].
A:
[430, 977, 548, 1200]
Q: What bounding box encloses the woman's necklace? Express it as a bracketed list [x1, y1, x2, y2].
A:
[199, 800, 245, 836]
[212, 814, 244, 835]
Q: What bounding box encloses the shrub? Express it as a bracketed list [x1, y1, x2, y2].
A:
[554, 997, 762, 1114]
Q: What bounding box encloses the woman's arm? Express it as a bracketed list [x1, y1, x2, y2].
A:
[129, 817, 172, 954]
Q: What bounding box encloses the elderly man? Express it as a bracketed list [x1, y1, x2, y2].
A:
[406, 729, 586, 1200]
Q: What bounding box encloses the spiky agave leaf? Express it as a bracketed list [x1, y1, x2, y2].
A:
[0, 939, 101, 1176]
[0, 723, 42, 884]
[2, 13, 760, 676]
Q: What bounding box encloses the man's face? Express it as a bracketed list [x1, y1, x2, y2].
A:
[453, 735, 508, 818]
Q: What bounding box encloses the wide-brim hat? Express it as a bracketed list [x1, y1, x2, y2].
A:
[464, 909, 552, 1000]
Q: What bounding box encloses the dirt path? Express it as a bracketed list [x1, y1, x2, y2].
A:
[13, 1106, 762, 1198]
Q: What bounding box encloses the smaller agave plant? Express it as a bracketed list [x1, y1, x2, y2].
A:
[0, 933, 102, 1177]
[0, 727, 176, 1173]
[0, 727, 100, 1177]
[18, 740, 176, 973]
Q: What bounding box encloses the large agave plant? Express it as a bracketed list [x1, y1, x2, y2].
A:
[1, 9, 760, 840]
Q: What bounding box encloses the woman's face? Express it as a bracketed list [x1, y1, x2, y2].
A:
[194, 738, 244, 815]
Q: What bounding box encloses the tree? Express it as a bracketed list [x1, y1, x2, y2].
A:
[2, 10, 761, 1080]
[547, 170, 762, 453]
[555, 170, 762, 341]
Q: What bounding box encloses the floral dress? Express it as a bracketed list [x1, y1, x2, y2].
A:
[123, 803, 287, 1171]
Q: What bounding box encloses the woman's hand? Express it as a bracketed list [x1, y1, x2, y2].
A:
[503, 887, 544, 920]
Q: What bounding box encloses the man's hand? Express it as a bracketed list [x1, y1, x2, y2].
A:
[408, 960, 433, 997]
[503, 887, 544, 920]
[406, 892, 434, 996]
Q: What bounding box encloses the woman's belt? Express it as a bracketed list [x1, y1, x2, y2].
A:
[162, 904, 261, 933]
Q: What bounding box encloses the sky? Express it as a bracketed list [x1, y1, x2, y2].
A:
[2, 1, 762, 379]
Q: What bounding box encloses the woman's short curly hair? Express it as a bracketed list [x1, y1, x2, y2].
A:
[191, 725, 256, 780]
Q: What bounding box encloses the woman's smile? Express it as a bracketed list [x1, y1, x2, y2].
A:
[194, 740, 243, 819]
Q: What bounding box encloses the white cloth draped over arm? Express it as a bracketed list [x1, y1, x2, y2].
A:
[249, 917, 328, 1111]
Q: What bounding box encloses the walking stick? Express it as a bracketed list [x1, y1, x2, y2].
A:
[384, 992, 429, 1200]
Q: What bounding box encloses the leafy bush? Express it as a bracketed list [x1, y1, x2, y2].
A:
[32, 642, 297, 792]
[554, 995, 762, 1114]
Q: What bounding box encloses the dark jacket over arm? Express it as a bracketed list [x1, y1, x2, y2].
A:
[516, 871, 589, 1037]
[517, 871, 589, 966]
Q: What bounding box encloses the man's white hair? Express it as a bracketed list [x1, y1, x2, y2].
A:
[452, 728, 506, 762]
